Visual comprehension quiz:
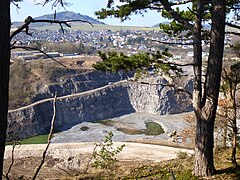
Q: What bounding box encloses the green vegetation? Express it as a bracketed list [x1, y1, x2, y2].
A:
[93, 51, 179, 77]
[92, 131, 125, 170]
[100, 120, 165, 136]
[6, 134, 48, 145]
[144, 121, 165, 135]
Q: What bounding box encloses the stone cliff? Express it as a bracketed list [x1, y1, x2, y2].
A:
[7, 77, 193, 140]
[33, 70, 134, 101]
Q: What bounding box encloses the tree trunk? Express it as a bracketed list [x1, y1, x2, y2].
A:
[193, 0, 226, 177]
[231, 80, 238, 167]
[222, 110, 228, 149]
[194, 111, 215, 176]
[232, 131, 237, 167]
[0, 0, 11, 178]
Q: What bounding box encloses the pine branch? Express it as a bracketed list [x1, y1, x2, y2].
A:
[159, 0, 194, 30]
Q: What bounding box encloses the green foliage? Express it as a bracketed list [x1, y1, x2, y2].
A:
[92, 131, 125, 170]
[130, 165, 171, 179]
[160, 7, 195, 36]
[95, 0, 152, 22]
[99, 120, 165, 136]
[93, 51, 180, 78]
[6, 134, 48, 145]
[144, 121, 165, 135]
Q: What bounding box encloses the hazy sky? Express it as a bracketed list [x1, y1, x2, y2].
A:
[11, 0, 165, 27]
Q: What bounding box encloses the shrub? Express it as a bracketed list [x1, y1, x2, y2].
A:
[92, 131, 125, 169]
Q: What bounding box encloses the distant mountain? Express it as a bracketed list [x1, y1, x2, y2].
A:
[12, 11, 105, 27]
[34, 11, 105, 25]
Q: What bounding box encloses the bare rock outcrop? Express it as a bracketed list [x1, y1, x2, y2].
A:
[7, 77, 193, 140]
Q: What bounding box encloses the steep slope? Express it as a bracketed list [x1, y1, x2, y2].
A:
[7, 77, 193, 140]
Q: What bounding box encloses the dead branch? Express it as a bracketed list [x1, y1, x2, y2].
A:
[4, 141, 21, 180]
[83, 144, 98, 174]
[11, 46, 68, 68]
[226, 22, 240, 30]
[40, 0, 70, 8]
[161, 60, 195, 67]
[225, 31, 240, 36]
[10, 17, 93, 40]
[10, 0, 20, 9]
[32, 94, 57, 180]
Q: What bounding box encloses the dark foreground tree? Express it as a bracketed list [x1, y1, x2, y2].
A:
[95, 0, 240, 177]
[0, 0, 11, 177]
[1, 0, 89, 178]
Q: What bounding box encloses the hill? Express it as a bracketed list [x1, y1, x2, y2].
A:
[34, 11, 105, 25]
[12, 11, 105, 27]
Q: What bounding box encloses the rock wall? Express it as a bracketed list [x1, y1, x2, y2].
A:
[33, 70, 134, 101]
[7, 79, 193, 140]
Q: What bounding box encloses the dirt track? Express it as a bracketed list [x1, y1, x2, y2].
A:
[4, 142, 193, 162]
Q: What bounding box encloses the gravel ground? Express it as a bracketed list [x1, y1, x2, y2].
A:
[52, 112, 193, 143]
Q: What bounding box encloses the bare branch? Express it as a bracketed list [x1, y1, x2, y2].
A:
[32, 94, 57, 180]
[148, 0, 193, 10]
[10, 0, 20, 9]
[11, 45, 68, 68]
[225, 31, 240, 36]
[169, 0, 193, 6]
[10, 17, 93, 40]
[226, 22, 240, 30]
[5, 141, 21, 180]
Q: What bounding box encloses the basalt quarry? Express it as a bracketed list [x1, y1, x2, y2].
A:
[7, 71, 193, 140]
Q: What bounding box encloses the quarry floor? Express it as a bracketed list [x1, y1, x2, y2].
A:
[4, 112, 194, 179]
[51, 112, 194, 143]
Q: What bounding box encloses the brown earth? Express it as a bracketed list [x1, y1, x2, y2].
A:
[3, 142, 193, 179]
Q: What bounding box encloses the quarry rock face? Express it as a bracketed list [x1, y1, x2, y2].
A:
[33, 70, 134, 101]
[7, 75, 193, 140]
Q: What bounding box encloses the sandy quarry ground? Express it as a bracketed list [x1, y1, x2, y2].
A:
[4, 142, 193, 162]
[3, 112, 194, 179]
[4, 142, 193, 179]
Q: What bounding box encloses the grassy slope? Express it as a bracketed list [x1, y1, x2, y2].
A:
[33, 22, 160, 31]
[6, 135, 48, 145]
